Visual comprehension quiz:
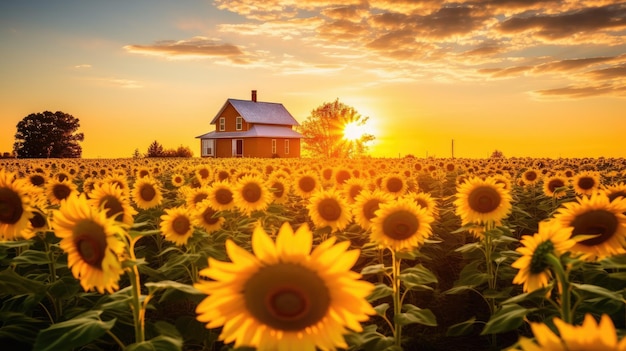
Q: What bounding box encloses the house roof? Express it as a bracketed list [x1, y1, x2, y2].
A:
[196, 125, 303, 139]
[209, 99, 300, 126]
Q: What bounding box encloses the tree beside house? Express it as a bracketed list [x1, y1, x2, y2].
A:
[196, 90, 302, 158]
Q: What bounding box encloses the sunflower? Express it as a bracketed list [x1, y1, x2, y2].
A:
[293, 172, 320, 199]
[27, 172, 47, 188]
[521, 169, 541, 186]
[102, 174, 131, 196]
[333, 167, 352, 187]
[542, 174, 570, 198]
[193, 201, 225, 234]
[351, 189, 394, 230]
[342, 177, 368, 204]
[509, 314, 626, 351]
[307, 189, 352, 232]
[22, 208, 50, 239]
[511, 220, 576, 293]
[404, 191, 439, 219]
[46, 179, 78, 205]
[603, 182, 626, 203]
[370, 198, 434, 251]
[185, 186, 211, 211]
[194, 222, 375, 351]
[131, 177, 164, 210]
[381, 174, 408, 198]
[52, 194, 126, 294]
[0, 169, 36, 241]
[572, 171, 601, 196]
[135, 166, 152, 179]
[160, 206, 195, 246]
[88, 182, 137, 227]
[453, 176, 512, 226]
[207, 180, 236, 211]
[194, 165, 212, 185]
[233, 175, 272, 215]
[553, 194, 626, 261]
[171, 173, 186, 188]
[267, 176, 291, 204]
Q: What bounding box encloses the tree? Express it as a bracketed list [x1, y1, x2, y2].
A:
[146, 140, 165, 157]
[298, 99, 375, 158]
[13, 111, 84, 158]
[490, 149, 505, 158]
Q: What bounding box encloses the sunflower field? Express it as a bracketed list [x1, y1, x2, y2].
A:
[1, 157, 625, 351]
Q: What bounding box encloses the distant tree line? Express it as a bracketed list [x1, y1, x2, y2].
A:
[13, 111, 84, 158]
[144, 140, 193, 158]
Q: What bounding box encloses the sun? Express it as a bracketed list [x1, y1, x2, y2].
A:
[343, 121, 366, 141]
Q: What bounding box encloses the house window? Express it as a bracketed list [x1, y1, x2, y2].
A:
[236, 116, 243, 130]
[272, 139, 276, 154]
[284, 139, 290, 154]
[219, 117, 225, 131]
[202, 139, 214, 157]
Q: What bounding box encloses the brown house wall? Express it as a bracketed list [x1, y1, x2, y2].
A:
[218, 104, 249, 132]
[208, 138, 300, 158]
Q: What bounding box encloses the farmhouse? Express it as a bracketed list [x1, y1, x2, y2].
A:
[196, 90, 302, 158]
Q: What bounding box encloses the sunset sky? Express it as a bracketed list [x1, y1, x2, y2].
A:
[1, 0, 625, 159]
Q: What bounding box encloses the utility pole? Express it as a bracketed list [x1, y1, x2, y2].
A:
[451, 139, 454, 159]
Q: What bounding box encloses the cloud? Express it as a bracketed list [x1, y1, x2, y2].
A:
[130, 0, 626, 98]
[124, 36, 250, 64]
[73, 64, 92, 69]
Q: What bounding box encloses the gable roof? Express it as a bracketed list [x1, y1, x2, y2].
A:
[210, 99, 300, 126]
[196, 125, 303, 139]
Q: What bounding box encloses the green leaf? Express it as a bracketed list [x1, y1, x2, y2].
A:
[481, 304, 534, 335]
[0, 268, 47, 296]
[446, 317, 477, 337]
[126, 335, 183, 351]
[454, 242, 481, 253]
[399, 264, 438, 290]
[442, 285, 476, 295]
[33, 310, 116, 351]
[367, 283, 393, 302]
[11, 250, 51, 266]
[395, 304, 437, 327]
[571, 283, 625, 302]
[145, 280, 204, 296]
[373, 303, 390, 317]
[360, 264, 388, 275]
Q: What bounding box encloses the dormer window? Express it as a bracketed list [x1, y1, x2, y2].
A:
[219, 117, 225, 131]
[236, 116, 243, 130]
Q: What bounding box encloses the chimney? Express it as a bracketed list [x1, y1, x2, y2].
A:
[251, 90, 257, 102]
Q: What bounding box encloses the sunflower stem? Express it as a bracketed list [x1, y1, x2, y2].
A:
[545, 253, 572, 324]
[391, 250, 402, 348]
[127, 236, 145, 344]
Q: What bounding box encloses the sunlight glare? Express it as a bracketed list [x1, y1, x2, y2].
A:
[343, 121, 366, 141]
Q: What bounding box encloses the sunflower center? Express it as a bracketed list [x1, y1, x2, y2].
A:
[318, 198, 342, 221]
[349, 185, 363, 201]
[548, 179, 565, 192]
[215, 188, 233, 205]
[139, 170, 150, 178]
[363, 199, 382, 221]
[525, 171, 537, 181]
[386, 178, 403, 193]
[172, 216, 191, 235]
[382, 210, 419, 240]
[202, 207, 220, 225]
[571, 209, 618, 246]
[30, 174, 45, 186]
[0, 188, 24, 225]
[101, 195, 124, 222]
[335, 170, 351, 185]
[73, 220, 107, 268]
[198, 169, 210, 179]
[416, 198, 429, 209]
[530, 240, 554, 274]
[53, 183, 72, 201]
[140, 184, 156, 202]
[468, 186, 501, 214]
[218, 171, 229, 181]
[577, 177, 596, 190]
[242, 182, 262, 203]
[29, 211, 47, 229]
[322, 169, 333, 181]
[244, 263, 330, 331]
[193, 193, 208, 205]
[271, 182, 285, 198]
[608, 191, 626, 202]
[298, 176, 316, 193]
